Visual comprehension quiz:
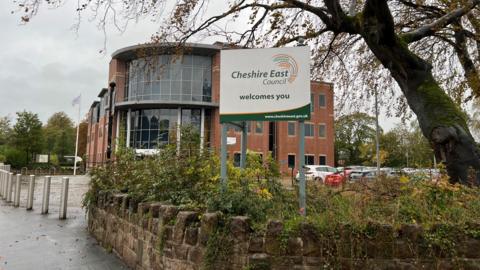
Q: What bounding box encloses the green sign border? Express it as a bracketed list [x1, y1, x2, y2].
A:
[220, 104, 311, 123]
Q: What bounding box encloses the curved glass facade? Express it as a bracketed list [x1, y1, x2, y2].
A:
[129, 108, 209, 149]
[125, 55, 212, 102]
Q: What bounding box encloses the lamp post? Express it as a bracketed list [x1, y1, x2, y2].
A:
[374, 85, 380, 175]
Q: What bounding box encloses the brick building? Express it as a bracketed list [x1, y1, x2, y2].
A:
[86, 43, 334, 174]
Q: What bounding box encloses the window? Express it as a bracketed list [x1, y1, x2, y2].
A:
[99, 97, 105, 117]
[287, 154, 295, 168]
[305, 123, 314, 137]
[319, 94, 326, 107]
[319, 155, 327, 165]
[126, 55, 212, 102]
[233, 153, 241, 167]
[305, 155, 315, 165]
[129, 109, 179, 149]
[255, 122, 263, 134]
[318, 124, 326, 138]
[104, 94, 109, 108]
[287, 122, 296, 136]
[228, 123, 241, 132]
[310, 94, 314, 112]
[247, 122, 251, 133]
[181, 109, 202, 131]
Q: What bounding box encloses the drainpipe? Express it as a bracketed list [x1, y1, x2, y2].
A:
[107, 81, 116, 160]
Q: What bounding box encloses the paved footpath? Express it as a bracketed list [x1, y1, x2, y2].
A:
[0, 175, 128, 270]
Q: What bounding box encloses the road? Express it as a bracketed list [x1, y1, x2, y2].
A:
[0, 175, 128, 270]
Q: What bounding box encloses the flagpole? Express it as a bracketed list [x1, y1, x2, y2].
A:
[73, 95, 81, 176]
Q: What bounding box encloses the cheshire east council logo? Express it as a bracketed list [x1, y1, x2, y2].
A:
[272, 54, 298, 83]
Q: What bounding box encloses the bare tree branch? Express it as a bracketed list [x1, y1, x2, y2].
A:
[401, 0, 480, 43]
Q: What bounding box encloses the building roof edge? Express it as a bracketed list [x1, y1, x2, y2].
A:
[111, 42, 222, 60]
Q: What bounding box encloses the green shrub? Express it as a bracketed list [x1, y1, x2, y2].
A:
[85, 126, 480, 237]
[5, 147, 27, 168]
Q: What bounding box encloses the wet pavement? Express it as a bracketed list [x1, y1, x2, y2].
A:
[0, 175, 128, 270]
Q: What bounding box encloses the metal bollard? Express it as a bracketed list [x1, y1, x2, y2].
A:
[14, 174, 21, 207]
[41, 176, 51, 214]
[26, 175, 35, 211]
[2, 171, 7, 199]
[0, 171, 5, 198]
[6, 173, 13, 202]
[4, 172, 7, 199]
[59, 177, 69, 219]
[0, 171, 4, 198]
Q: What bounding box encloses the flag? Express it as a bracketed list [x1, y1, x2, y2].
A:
[72, 94, 81, 106]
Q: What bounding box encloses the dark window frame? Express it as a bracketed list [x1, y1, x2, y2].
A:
[287, 154, 296, 168]
[319, 94, 326, 108]
[319, 155, 327, 165]
[305, 155, 315, 165]
[255, 121, 263, 134]
[287, 122, 296, 136]
[318, 124, 326, 138]
[305, 123, 314, 137]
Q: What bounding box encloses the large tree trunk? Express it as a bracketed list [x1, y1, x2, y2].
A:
[360, 0, 480, 185]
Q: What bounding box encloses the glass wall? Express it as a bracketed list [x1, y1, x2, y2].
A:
[126, 55, 212, 103]
[181, 109, 201, 130]
[130, 109, 178, 149]
[129, 108, 205, 149]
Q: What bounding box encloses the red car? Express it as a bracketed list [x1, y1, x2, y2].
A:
[324, 173, 346, 186]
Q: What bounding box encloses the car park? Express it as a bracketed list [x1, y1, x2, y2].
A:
[295, 165, 338, 182]
[350, 169, 380, 181]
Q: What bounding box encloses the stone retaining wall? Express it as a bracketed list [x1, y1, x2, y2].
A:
[88, 192, 480, 269]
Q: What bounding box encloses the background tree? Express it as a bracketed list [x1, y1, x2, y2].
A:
[77, 120, 88, 158]
[14, 0, 480, 184]
[381, 123, 434, 168]
[0, 116, 12, 162]
[334, 112, 376, 166]
[380, 127, 408, 168]
[358, 142, 389, 166]
[13, 111, 43, 164]
[0, 116, 11, 147]
[407, 123, 435, 168]
[43, 112, 75, 159]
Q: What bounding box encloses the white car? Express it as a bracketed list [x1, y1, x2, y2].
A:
[295, 165, 338, 182]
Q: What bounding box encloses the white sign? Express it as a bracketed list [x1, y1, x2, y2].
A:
[220, 46, 311, 122]
[36, 154, 49, 163]
[135, 149, 159, 156]
[227, 137, 237, 145]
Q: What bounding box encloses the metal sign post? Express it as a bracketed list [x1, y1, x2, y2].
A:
[240, 122, 247, 169]
[298, 120, 306, 216]
[220, 124, 228, 191]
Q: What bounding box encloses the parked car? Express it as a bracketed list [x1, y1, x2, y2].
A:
[295, 165, 338, 182]
[349, 170, 365, 180]
[350, 170, 379, 181]
[324, 173, 346, 186]
[336, 167, 354, 178]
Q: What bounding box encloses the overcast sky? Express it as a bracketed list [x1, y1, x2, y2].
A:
[0, 1, 161, 125]
[0, 1, 400, 130]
